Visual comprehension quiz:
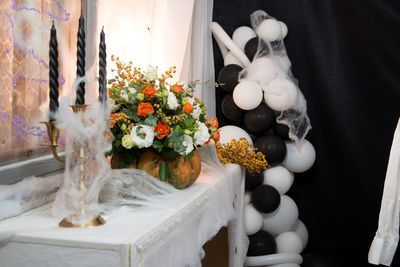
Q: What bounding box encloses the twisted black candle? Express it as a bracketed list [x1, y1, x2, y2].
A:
[98, 27, 107, 105]
[75, 12, 86, 105]
[49, 21, 59, 122]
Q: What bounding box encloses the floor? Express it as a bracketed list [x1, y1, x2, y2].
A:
[202, 227, 229, 267]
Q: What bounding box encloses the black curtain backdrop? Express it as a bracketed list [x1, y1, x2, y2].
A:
[212, 1, 400, 266]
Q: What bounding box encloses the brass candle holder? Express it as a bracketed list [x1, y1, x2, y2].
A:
[42, 104, 105, 228]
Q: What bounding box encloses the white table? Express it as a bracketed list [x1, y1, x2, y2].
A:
[0, 163, 246, 267]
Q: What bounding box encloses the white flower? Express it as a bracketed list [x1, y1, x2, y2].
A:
[130, 125, 155, 148]
[167, 92, 179, 110]
[128, 87, 136, 94]
[187, 97, 195, 105]
[191, 105, 202, 120]
[144, 66, 158, 81]
[194, 122, 210, 146]
[120, 90, 129, 101]
[121, 135, 134, 149]
[180, 135, 194, 155]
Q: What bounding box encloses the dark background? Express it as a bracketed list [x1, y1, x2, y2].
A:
[212, 1, 400, 266]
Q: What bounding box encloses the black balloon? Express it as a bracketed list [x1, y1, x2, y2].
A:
[302, 254, 338, 267]
[218, 64, 242, 92]
[241, 125, 258, 144]
[244, 103, 276, 135]
[247, 230, 277, 256]
[254, 135, 287, 165]
[251, 184, 281, 213]
[244, 37, 259, 61]
[221, 94, 245, 122]
[245, 170, 264, 191]
[275, 123, 290, 140]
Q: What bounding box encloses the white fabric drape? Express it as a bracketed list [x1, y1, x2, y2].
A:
[369, 117, 400, 266]
[87, 0, 216, 118]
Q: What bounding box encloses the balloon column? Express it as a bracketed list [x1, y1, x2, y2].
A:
[212, 10, 334, 267]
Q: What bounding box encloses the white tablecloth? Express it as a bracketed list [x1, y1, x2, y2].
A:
[0, 163, 245, 267]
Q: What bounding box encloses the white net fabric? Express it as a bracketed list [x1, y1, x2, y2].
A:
[52, 94, 111, 225]
[247, 10, 311, 144]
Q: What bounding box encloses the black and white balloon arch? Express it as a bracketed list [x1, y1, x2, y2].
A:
[212, 9, 334, 267]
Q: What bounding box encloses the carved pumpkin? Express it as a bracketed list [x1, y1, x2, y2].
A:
[136, 149, 201, 189]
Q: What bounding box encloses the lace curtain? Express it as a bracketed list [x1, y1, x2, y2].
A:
[0, 0, 81, 166]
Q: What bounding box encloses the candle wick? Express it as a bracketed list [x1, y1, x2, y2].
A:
[52, 20, 54, 26]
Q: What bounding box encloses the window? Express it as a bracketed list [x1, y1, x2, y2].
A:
[0, 0, 83, 181]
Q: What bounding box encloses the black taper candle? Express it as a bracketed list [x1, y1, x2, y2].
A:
[49, 21, 59, 122]
[98, 27, 107, 105]
[75, 12, 86, 105]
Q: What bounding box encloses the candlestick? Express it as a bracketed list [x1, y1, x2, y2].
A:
[49, 21, 59, 122]
[75, 11, 86, 105]
[98, 27, 107, 105]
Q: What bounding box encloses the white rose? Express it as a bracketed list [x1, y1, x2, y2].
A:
[194, 122, 210, 145]
[121, 135, 134, 149]
[120, 90, 129, 101]
[130, 125, 155, 148]
[128, 87, 136, 94]
[144, 66, 158, 81]
[180, 135, 194, 155]
[167, 92, 179, 110]
[191, 105, 202, 120]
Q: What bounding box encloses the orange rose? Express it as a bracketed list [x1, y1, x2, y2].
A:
[154, 122, 170, 139]
[211, 117, 218, 129]
[142, 86, 158, 98]
[137, 103, 154, 117]
[183, 102, 194, 114]
[172, 85, 183, 93]
[213, 131, 220, 142]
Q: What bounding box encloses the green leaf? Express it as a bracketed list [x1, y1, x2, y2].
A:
[184, 151, 194, 161]
[144, 114, 158, 126]
[151, 157, 161, 165]
[159, 162, 169, 181]
[125, 109, 140, 122]
[152, 141, 163, 153]
[108, 78, 116, 84]
[184, 117, 195, 128]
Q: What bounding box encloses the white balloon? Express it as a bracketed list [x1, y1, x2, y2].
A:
[245, 192, 252, 205]
[244, 204, 264, 235]
[257, 19, 282, 42]
[263, 166, 294, 194]
[269, 264, 300, 267]
[232, 26, 257, 51]
[275, 231, 303, 254]
[219, 125, 253, 145]
[279, 21, 288, 39]
[264, 78, 298, 111]
[244, 254, 303, 266]
[263, 195, 299, 235]
[233, 81, 263, 110]
[291, 220, 308, 250]
[283, 140, 316, 173]
[244, 57, 278, 86]
[224, 51, 244, 67]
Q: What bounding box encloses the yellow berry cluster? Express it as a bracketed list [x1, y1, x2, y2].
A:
[110, 112, 133, 134]
[214, 138, 270, 173]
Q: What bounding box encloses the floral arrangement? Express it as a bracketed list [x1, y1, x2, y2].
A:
[214, 138, 270, 173]
[106, 56, 220, 172]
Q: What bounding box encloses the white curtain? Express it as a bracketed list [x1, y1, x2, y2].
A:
[88, 0, 215, 118]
